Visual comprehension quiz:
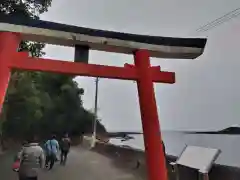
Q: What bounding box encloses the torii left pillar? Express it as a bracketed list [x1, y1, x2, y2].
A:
[0, 32, 20, 113]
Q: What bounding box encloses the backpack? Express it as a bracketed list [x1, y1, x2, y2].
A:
[61, 138, 70, 151]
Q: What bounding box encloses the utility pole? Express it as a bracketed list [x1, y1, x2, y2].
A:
[91, 77, 99, 148]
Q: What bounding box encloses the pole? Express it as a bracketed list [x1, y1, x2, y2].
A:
[0, 33, 20, 114]
[91, 77, 99, 148]
[134, 50, 168, 180]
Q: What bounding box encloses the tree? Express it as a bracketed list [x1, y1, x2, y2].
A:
[0, 0, 106, 141]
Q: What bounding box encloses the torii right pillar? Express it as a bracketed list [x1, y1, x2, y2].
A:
[134, 50, 168, 180]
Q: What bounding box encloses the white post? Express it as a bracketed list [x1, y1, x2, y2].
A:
[91, 77, 99, 148]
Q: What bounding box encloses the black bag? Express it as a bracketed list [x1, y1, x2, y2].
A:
[61, 138, 70, 151]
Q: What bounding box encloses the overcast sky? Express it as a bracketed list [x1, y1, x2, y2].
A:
[40, 0, 240, 132]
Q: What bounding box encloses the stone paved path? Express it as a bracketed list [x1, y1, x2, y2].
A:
[0, 147, 140, 180]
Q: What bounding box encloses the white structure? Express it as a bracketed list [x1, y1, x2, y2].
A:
[0, 16, 206, 59]
[171, 145, 221, 180]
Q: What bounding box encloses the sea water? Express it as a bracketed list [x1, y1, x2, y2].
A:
[109, 131, 240, 167]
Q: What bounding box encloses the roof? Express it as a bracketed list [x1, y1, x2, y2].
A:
[0, 15, 207, 59]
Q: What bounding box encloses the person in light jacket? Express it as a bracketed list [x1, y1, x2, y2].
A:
[44, 134, 59, 170]
[17, 137, 45, 180]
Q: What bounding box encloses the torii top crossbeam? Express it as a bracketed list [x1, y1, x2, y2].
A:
[0, 15, 206, 59]
[0, 15, 207, 180]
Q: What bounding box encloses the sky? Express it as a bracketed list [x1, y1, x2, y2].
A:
[40, 0, 240, 132]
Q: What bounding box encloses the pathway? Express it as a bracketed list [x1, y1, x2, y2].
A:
[0, 147, 141, 180]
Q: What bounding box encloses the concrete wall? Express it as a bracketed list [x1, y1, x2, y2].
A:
[91, 142, 240, 180]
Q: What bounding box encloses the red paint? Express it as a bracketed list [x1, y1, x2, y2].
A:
[134, 50, 168, 180]
[124, 63, 175, 83]
[0, 32, 20, 113]
[10, 54, 175, 83]
[0, 33, 173, 180]
[10, 56, 138, 80]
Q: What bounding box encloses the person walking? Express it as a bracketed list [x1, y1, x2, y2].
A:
[162, 140, 166, 157]
[60, 133, 71, 165]
[162, 140, 169, 167]
[16, 137, 45, 180]
[44, 134, 59, 170]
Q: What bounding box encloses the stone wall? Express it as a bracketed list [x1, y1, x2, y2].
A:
[91, 141, 240, 180]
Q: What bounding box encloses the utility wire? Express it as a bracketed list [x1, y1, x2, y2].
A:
[192, 7, 240, 34]
[201, 11, 240, 32]
[196, 8, 240, 32]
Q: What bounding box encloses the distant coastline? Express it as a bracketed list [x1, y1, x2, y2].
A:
[183, 126, 240, 135]
[107, 126, 240, 139]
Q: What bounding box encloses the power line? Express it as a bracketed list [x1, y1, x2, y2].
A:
[196, 10, 240, 33]
[197, 11, 240, 33]
[197, 12, 240, 33]
[202, 12, 240, 32]
[195, 8, 240, 32]
[193, 7, 240, 34]
[196, 8, 240, 32]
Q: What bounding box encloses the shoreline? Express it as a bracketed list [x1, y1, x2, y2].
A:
[90, 141, 240, 180]
[108, 132, 240, 167]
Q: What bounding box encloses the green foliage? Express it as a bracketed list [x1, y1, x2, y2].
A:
[0, 0, 106, 140]
[0, 0, 51, 17]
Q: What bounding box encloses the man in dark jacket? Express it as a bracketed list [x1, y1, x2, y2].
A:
[60, 133, 71, 165]
[162, 140, 166, 157]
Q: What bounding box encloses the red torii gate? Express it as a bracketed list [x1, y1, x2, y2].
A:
[0, 16, 206, 180]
